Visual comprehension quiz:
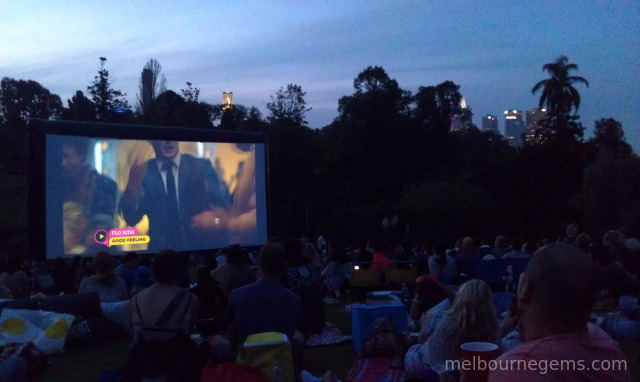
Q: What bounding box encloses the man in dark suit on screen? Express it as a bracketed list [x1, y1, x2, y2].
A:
[119, 140, 230, 251]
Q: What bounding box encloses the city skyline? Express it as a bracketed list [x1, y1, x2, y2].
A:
[1, 1, 638, 152]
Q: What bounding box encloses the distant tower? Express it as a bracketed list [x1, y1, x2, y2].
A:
[504, 109, 524, 147]
[451, 96, 471, 131]
[222, 91, 233, 111]
[482, 114, 498, 133]
[524, 108, 548, 144]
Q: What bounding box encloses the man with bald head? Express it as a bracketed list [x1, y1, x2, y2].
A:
[489, 243, 631, 381]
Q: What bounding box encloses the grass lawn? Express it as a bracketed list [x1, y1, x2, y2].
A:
[34, 302, 358, 382]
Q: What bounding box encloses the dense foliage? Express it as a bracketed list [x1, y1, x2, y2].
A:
[0, 57, 638, 251]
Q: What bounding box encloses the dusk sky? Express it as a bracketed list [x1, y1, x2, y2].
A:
[1, 1, 639, 152]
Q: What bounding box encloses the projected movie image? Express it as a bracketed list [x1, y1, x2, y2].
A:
[49, 135, 266, 257]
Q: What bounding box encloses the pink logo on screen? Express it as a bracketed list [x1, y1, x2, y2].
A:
[93, 228, 140, 246]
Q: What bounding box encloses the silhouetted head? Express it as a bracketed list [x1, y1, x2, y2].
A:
[518, 243, 599, 340]
[5, 256, 22, 274]
[575, 233, 592, 254]
[510, 237, 522, 251]
[258, 242, 286, 277]
[121, 252, 139, 269]
[283, 239, 309, 267]
[494, 235, 507, 248]
[226, 244, 246, 267]
[152, 250, 180, 284]
[331, 248, 349, 265]
[93, 251, 115, 275]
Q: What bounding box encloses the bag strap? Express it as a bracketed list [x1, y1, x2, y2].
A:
[155, 289, 189, 326]
[134, 295, 145, 325]
[177, 292, 192, 325]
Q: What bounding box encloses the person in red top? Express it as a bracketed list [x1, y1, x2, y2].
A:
[370, 241, 391, 269]
[488, 243, 631, 381]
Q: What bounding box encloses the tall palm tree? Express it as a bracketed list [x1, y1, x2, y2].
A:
[532, 56, 589, 116]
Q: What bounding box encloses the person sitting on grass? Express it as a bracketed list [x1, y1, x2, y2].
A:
[404, 279, 499, 376]
[78, 251, 127, 302]
[370, 240, 392, 269]
[488, 243, 631, 381]
[0, 255, 29, 300]
[210, 242, 303, 364]
[209, 244, 256, 297]
[282, 239, 325, 336]
[502, 237, 530, 259]
[114, 252, 139, 294]
[409, 275, 455, 322]
[428, 240, 457, 275]
[124, 250, 201, 382]
[321, 248, 352, 296]
[130, 250, 200, 337]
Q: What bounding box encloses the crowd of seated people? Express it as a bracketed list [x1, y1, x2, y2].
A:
[1, 226, 640, 381]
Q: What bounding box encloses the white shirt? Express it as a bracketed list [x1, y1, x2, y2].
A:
[156, 153, 181, 205]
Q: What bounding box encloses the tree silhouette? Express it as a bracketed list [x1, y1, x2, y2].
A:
[0, 77, 62, 169]
[590, 118, 633, 158]
[62, 90, 95, 121]
[137, 58, 166, 120]
[180, 82, 200, 102]
[266, 84, 311, 125]
[87, 57, 130, 122]
[531, 56, 589, 142]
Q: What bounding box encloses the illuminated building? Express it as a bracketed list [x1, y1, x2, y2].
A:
[482, 114, 498, 133]
[524, 108, 547, 144]
[222, 92, 233, 111]
[450, 96, 472, 131]
[504, 109, 524, 147]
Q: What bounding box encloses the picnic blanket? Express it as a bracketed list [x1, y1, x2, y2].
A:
[0, 309, 74, 354]
[345, 356, 405, 382]
[306, 323, 352, 347]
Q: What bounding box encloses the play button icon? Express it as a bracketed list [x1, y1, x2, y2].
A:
[94, 230, 108, 245]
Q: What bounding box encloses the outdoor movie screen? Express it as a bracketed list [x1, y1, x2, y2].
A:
[37, 124, 268, 259]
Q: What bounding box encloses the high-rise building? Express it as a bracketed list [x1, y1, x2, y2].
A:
[222, 91, 233, 111]
[504, 109, 524, 147]
[482, 114, 498, 133]
[524, 108, 547, 144]
[451, 96, 472, 131]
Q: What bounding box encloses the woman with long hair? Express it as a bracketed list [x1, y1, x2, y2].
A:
[78, 252, 128, 302]
[404, 279, 499, 376]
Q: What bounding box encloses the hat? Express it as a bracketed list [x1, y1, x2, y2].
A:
[626, 238, 640, 251]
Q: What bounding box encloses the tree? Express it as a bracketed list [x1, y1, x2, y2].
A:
[62, 90, 95, 121]
[219, 104, 248, 130]
[180, 82, 200, 102]
[266, 84, 311, 125]
[136, 58, 166, 120]
[0, 77, 62, 169]
[590, 118, 633, 158]
[531, 56, 589, 142]
[571, 152, 640, 236]
[319, 66, 411, 213]
[148, 90, 212, 129]
[0, 77, 62, 124]
[87, 57, 131, 122]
